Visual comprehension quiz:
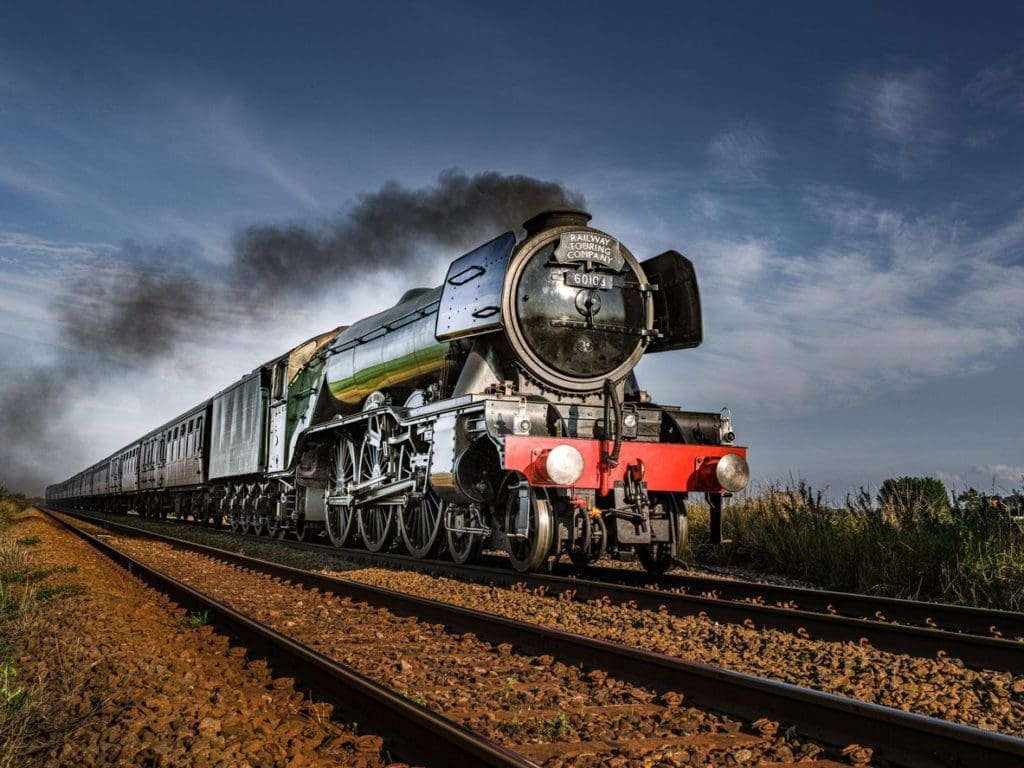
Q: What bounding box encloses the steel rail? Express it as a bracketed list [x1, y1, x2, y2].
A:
[584, 564, 1024, 640]
[60, 506, 1024, 675]
[45, 506, 1024, 768]
[39, 507, 537, 768]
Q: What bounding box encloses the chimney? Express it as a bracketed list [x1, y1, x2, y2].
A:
[522, 208, 592, 236]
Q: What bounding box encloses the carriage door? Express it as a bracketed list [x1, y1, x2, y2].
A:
[268, 358, 289, 472]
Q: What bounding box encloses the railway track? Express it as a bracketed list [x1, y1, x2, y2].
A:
[584, 563, 1024, 640]
[57, 505, 1024, 677]
[43, 505, 1024, 768]
[40, 507, 533, 768]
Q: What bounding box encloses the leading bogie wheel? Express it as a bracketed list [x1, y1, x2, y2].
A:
[446, 505, 484, 565]
[504, 485, 554, 573]
[636, 493, 687, 576]
[569, 511, 607, 570]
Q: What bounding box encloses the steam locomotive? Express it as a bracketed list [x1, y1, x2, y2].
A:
[47, 209, 749, 574]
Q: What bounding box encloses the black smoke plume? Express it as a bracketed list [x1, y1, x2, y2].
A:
[0, 169, 584, 495]
[0, 241, 224, 493]
[233, 168, 585, 299]
[0, 370, 76, 497]
[61, 241, 223, 366]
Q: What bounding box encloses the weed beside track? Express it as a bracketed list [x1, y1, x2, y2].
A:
[686, 482, 1024, 611]
[0, 496, 91, 768]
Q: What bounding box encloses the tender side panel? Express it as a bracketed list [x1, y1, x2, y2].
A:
[209, 372, 267, 480]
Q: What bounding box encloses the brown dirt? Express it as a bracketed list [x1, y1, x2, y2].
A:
[3, 510, 391, 768]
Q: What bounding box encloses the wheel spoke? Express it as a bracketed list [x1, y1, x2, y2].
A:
[400, 489, 442, 559]
[359, 505, 393, 552]
[326, 435, 356, 547]
[447, 506, 484, 565]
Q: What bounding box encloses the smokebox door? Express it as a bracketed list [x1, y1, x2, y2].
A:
[435, 232, 515, 341]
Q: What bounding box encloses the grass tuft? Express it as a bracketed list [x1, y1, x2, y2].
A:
[35, 583, 82, 602]
[179, 610, 210, 629]
[543, 711, 571, 740]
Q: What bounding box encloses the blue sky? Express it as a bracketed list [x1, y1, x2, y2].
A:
[1, 2, 1022, 497]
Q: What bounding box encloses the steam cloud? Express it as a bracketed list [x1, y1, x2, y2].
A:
[0, 169, 585, 494]
[233, 168, 585, 298]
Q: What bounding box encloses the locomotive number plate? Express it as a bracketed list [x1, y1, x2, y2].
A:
[565, 270, 614, 290]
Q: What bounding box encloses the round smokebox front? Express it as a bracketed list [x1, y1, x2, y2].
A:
[503, 225, 653, 392]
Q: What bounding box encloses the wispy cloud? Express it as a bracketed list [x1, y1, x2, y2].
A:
[640, 188, 1024, 413]
[0, 164, 68, 202]
[839, 68, 946, 177]
[0, 232, 114, 261]
[971, 464, 1024, 485]
[180, 96, 322, 211]
[708, 126, 774, 184]
[962, 128, 998, 149]
[933, 471, 964, 488]
[963, 52, 1024, 114]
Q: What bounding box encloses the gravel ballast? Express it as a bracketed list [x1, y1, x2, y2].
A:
[106, 531, 848, 768]
[6, 510, 391, 768]
[60, 511, 1024, 740]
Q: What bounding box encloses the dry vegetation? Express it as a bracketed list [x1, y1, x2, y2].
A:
[0, 489, 91, 768]
[686, 480, 1024, 611]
